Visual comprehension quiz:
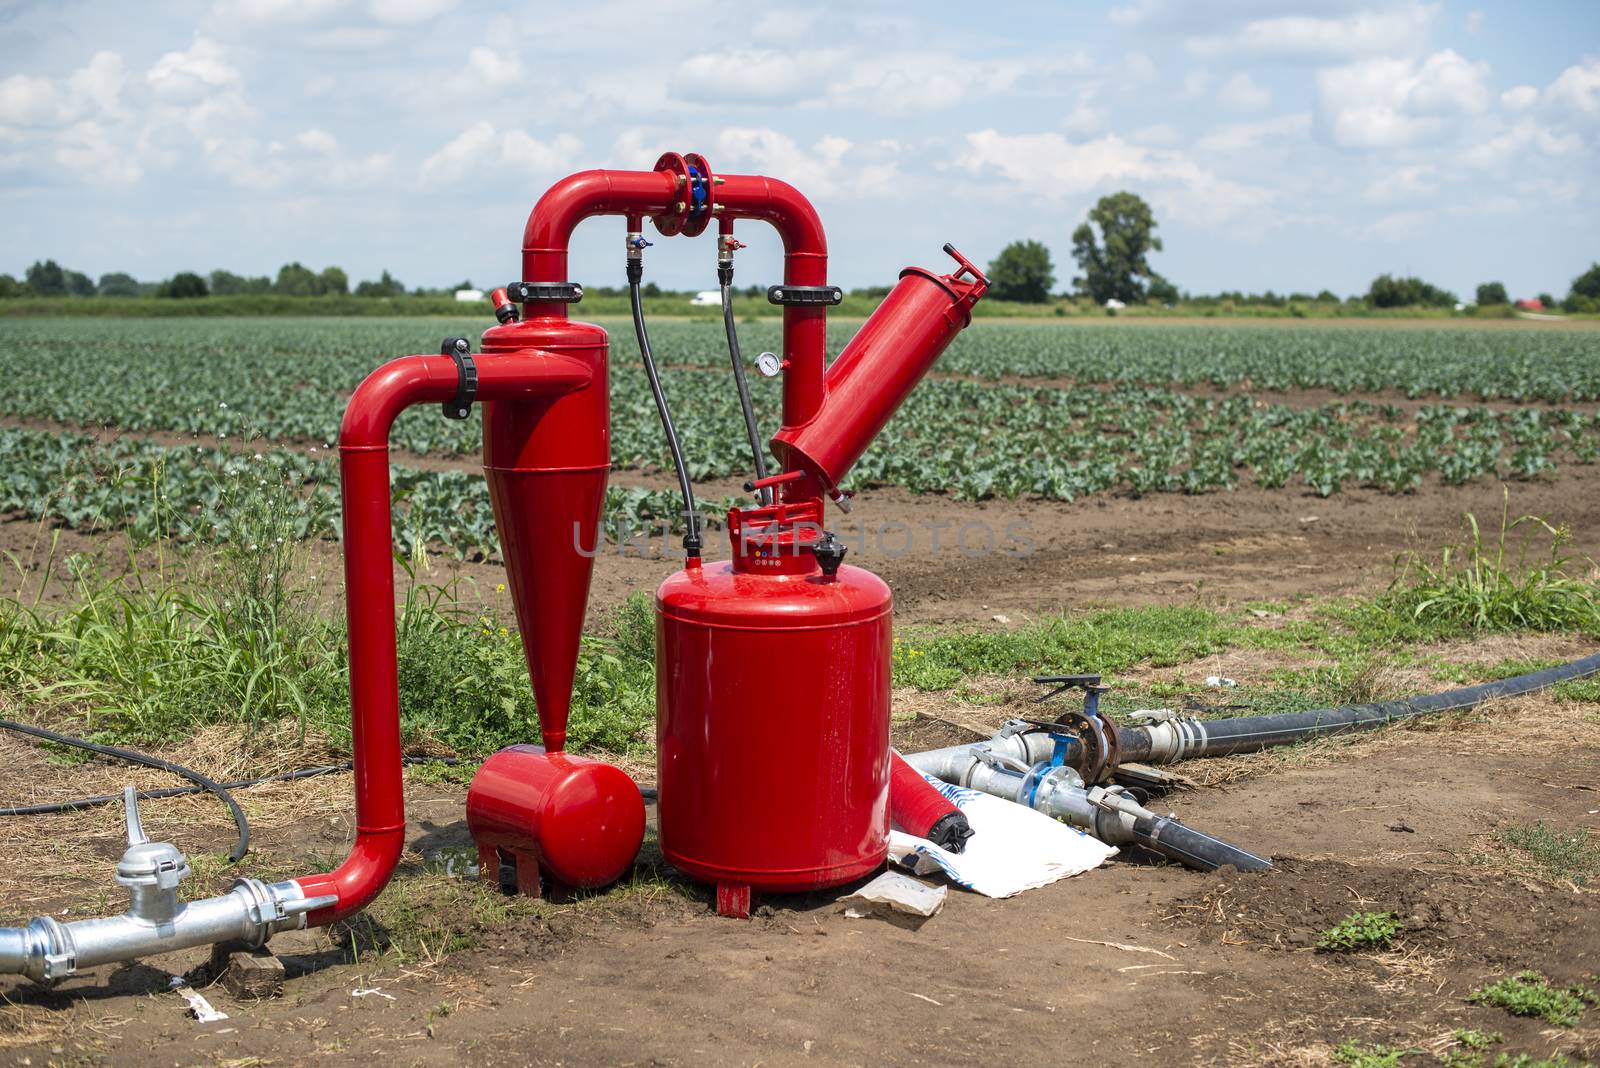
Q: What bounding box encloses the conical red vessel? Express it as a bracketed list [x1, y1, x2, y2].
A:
[480, 316, 610, 753]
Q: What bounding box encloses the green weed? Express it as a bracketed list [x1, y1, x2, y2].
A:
[1467, 971, 1594, 1027]
[1380, 496, 1599, 636]
[1332, 1041, 1418, 1067]
[1317, 911, 1402, 952]
[1496, 823, 1600, 886]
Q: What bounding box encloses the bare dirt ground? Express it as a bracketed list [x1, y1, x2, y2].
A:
[1, 652, 1596, 1067]
[3, 403, 1599, 1065]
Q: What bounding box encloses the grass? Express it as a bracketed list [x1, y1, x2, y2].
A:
[1495, 822, 1600, 886]
[1467, 970, 1594, 1027]
[1333, 1041, 1419, 1067]
[1379, 494, 1599, 637]
[1317, 910, 1402, 952]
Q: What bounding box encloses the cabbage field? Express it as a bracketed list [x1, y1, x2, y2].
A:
[3, 317, 1598, 553]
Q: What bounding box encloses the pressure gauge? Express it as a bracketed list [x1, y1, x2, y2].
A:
[755, 352, 782, 378]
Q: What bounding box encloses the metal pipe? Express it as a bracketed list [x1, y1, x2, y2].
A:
[293, 350, 592, 925]
[1129, 650, 1600, 763]
[1, 351, 596, 983]
[518, 167, 829, 432]
[904, 738, 1270, 872]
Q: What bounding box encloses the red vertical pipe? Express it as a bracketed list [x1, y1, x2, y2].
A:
[294, 352, 591, 924]
[517, 167, 829, 429]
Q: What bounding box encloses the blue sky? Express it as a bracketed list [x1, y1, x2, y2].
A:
[2, 0, 1597, 299]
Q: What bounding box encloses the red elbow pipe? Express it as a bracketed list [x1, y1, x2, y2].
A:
[517, 166, 829, 432]
[294, 351, 592, 924]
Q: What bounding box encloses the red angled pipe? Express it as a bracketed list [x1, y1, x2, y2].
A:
[518, 167, 829, 432]
[293, 351, 592, 924]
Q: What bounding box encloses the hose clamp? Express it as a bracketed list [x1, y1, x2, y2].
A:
[767, 285, 843, 307]
[441, 337, 476, 421]
[505, 281, 584, 304]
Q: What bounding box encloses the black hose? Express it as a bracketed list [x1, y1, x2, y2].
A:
[1132, 814, 1271, 872]
[0, 756, 462, 818]
[720, 277, 771, 505]
[628, 263, 701, 554]
[1136, 650, 1600, 760]
[0, 719, 251, 863]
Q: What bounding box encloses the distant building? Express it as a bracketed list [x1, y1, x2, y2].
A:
[690, 290, 723, 307]
[1515, 297, 1544, 311]
[454, 288, 484, 303]
[1104, 298, 1126, 310]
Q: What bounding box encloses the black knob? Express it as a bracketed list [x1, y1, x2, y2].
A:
[810, 531, 847, 578]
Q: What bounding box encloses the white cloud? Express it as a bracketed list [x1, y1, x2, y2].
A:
[1196, 113, 1310, 153]
[1131, 124, 1182, 146]
[146, 37, 241, 101]
[1501, 85, 1539, 110]
[368, 0, 457, 23]
[209, 0, 347, 24]
[1463, 121, 1581, 169]
[1365, 209, 1429, 240]
[1544, 56, 1600, 118]
[958, 129, 1271, 223]
[419, 121, 580, 188]
[1189, 3, 1439, 61]
[54, 120, 142, 185]
[1217, 72, 1271, 110]
[1062, 91, 1105, 135]
[1365, 165, 1436, 203]
[669, 46, 1092, 117]
[1316, 49, 1492, 149]
[714, 128, 900, 198]
[0, 51, 126, 128]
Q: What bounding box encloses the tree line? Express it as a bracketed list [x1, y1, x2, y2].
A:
[983, 192, 1600, 313]
[0, 261, 455, 300]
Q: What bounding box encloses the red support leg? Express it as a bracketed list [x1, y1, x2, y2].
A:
[716, 882, 752, 919]
[512, 848, 543, 899]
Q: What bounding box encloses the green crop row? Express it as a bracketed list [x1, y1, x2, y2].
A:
[3, 320, 1600, 450]
[0, 428, 729, 557]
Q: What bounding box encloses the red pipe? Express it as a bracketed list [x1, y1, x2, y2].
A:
[293, 351, 591, 924]
[518, 167, 829, 431]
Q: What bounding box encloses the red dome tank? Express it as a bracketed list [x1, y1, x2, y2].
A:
[655, 497, 892, 917]
[466, 745, 645, 895]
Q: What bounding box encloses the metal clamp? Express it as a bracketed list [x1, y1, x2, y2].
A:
[767, 285, 843, 307]
[441, 337, 476, 420]
[505, 281, 584, 303]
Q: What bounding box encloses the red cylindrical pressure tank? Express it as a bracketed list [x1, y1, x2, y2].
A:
[466, 745, 645, 894]
[656, 499, 892, 916]
[771, 246, 987, 496]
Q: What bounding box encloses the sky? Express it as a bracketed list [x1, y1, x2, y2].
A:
[1, 0, 1597, 299]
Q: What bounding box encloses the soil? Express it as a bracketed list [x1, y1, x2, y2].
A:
[1, 703, 1596, 1067]
[3, 399, 1600, 1065]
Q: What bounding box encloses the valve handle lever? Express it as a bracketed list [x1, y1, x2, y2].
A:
[122, 785, 148, 847]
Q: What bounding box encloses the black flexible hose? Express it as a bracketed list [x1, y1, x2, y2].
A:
[720, 278, 771, 505]
[0, 719, 251, 863]
[1125, 650, 1600, 761]
[0, 756, 462, 817]
[1132, 814, 1271, 872]
[628, 265, 701, 554]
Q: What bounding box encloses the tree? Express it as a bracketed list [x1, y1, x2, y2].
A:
[1569, 262, 1600, 301]
[1537, 292, 1555, 308]
[25, 260, 66, 296]
[274, 261, 322, 296]
[1314, 289, 1339, 302]
[1365, 274, 1456, 308]
[1564, 262, 1600, 312]
[985, 240, 1055, 303]
[1147, 275, 1180, 305]
[355, 270, 405, 297]
[318, 266, 349, 295]
[1475, 281, 1508, 305]
[158, 272, 209, 298]
[1070, 192, 1164, 304]
[0, 274, 21, 298]
[64, 270, 94, 297]
[210, 270, 271, 295]
[97, 272, 141, 297]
